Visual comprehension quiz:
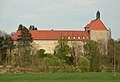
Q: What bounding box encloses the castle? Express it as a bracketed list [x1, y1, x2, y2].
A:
[11, 11, 109, 54]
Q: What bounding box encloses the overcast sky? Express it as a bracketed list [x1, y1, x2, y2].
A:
[0, 0, 119, 39]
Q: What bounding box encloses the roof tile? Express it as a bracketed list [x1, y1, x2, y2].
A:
[11, 30, 89, 41]
[84, 19, 107, 30]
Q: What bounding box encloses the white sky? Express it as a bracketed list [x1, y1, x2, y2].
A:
[0, 0, 120, 39]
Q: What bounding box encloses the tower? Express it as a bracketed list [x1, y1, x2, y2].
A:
[84, 11, 108, 41]
[84, 11, 109, 54]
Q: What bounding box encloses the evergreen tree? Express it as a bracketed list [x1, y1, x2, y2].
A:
[6, 36, 14, 65]
[18, 24, 24, 31]
[0, 36, 7, 64]
[29, 25, 38, 30]
[17, 26, 33, 48]
[0, 31, 13, 65]
[17, 25, 33, 67]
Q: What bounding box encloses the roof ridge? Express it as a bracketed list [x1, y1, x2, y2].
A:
[29, 30, 86, 32]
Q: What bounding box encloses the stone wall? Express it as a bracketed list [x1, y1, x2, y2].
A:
[32, 40, 84, 54]
[90, 30, 108, 54]
[90, 30, 108, 43]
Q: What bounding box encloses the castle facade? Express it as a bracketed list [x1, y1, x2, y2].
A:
[11, 11, 109, 54]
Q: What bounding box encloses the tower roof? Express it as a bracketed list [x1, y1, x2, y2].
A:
[84, 11, 107, 30]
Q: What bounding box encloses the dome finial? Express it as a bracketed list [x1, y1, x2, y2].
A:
[96, 10, 100, 19]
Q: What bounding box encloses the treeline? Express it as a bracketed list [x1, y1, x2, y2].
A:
[18, 24, 38, 31]
[0, 25, 120, 73]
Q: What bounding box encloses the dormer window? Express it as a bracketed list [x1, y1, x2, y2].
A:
[73, 37, 75, 39]
[68, 37, 70, 39]
[83, 37, 85, 39]
[78, 37, 80, 39]
[62, 36, 64, 39]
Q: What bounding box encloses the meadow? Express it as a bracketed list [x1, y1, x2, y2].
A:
[0, 72, 120, 82]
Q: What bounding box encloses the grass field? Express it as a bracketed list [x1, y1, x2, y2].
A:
[0, 72, 120, 82]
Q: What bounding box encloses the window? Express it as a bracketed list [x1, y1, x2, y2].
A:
[68, 37, 70, 39]
[73, 37, 75, 39]
[83, 37, 85, 39]
[62, 36, 64, 39]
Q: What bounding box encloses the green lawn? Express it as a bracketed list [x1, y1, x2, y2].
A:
[0, 72, 120, 82]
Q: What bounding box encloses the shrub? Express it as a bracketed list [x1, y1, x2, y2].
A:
[79, 57, 90, 72]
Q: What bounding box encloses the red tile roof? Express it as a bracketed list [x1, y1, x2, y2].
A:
[11, 30, 89, 41]
[84, 19, 108, 30]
